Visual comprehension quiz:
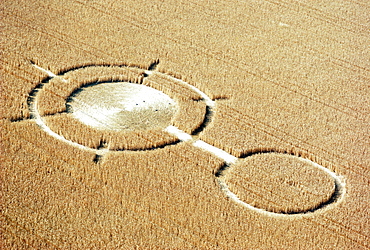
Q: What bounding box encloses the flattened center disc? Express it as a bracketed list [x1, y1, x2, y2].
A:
[67, 82, 177, 131]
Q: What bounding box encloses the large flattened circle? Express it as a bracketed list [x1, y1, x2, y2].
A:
[224, 153, 336, 214]
[68, 82, 177, 131]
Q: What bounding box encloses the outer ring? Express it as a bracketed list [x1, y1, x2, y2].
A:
[29, 65, 215, 155]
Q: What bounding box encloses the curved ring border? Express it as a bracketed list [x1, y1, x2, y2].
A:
[29, 65, 215, 155]
[216, 153, 346, 217]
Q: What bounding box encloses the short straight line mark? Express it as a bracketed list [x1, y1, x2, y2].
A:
[278, 22, 290, 27]
[164, 125, 193, 141]
[32, 64, 57, 78]
[193, 140, 238, 164]
[32, 63, 67, 82]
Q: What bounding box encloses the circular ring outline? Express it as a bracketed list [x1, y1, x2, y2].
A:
[29, 65, 215, 155]
[216, 152, 346, 216]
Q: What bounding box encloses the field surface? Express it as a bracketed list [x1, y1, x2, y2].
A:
[1, 0, 369, 249]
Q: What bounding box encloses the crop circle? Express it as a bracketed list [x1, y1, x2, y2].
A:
[30, 63, 345, 216]
[222, 153, 337, 214]
[30, 65, 211, 153]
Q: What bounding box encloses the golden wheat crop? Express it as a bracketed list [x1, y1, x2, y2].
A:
[172, 99, 207, 134]
[143, 73, 203, 101]
[36, 89, 67, 116]
[2, 0, 369, 248]
[1, 60, 46, 120]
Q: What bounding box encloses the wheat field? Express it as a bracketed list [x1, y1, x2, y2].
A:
[1, 0, 370, 249]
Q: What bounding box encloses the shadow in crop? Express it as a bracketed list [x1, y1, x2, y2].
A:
[192, 105, 213, 136]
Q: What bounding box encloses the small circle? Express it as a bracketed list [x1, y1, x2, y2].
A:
[224, 153, 336, 214]
[67, 82, 177, 131]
